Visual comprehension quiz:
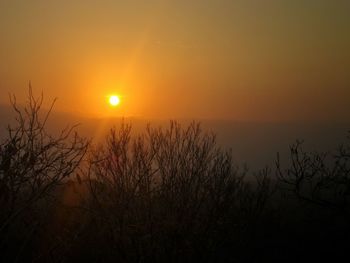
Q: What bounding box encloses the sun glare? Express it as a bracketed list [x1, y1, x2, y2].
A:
[109, 95, 120, 106]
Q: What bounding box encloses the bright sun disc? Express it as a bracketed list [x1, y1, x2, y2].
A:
[109, 95, 120, 106]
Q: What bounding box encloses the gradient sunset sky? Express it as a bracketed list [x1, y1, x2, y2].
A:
[1, 0, 349, 121]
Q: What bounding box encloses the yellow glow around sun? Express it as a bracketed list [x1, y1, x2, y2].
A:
[109, 95, 120, 106]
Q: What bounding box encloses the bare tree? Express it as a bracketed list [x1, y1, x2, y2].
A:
[276, 135, 350, 219]
[0, 87, 89, 261]
[83, 121, 273, 262]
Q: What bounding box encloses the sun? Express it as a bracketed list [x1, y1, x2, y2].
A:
[109, 95, 120, 106]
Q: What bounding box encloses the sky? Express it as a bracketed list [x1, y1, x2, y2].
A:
[0, 0, 349, 121]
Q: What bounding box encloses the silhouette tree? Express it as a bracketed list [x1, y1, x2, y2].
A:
[276, 137, 350, 219]
[81, 121, 273, 262]
[0, 88, 89, 261]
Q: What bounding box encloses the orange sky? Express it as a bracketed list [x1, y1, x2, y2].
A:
[0, 1, 349, 121]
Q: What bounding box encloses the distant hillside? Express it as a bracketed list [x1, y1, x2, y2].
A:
[1, 103, 349, 170]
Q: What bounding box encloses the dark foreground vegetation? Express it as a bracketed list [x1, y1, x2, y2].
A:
[1, 91, 350, 262]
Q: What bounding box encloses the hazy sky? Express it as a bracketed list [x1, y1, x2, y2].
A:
[1, 0, 349, 121]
